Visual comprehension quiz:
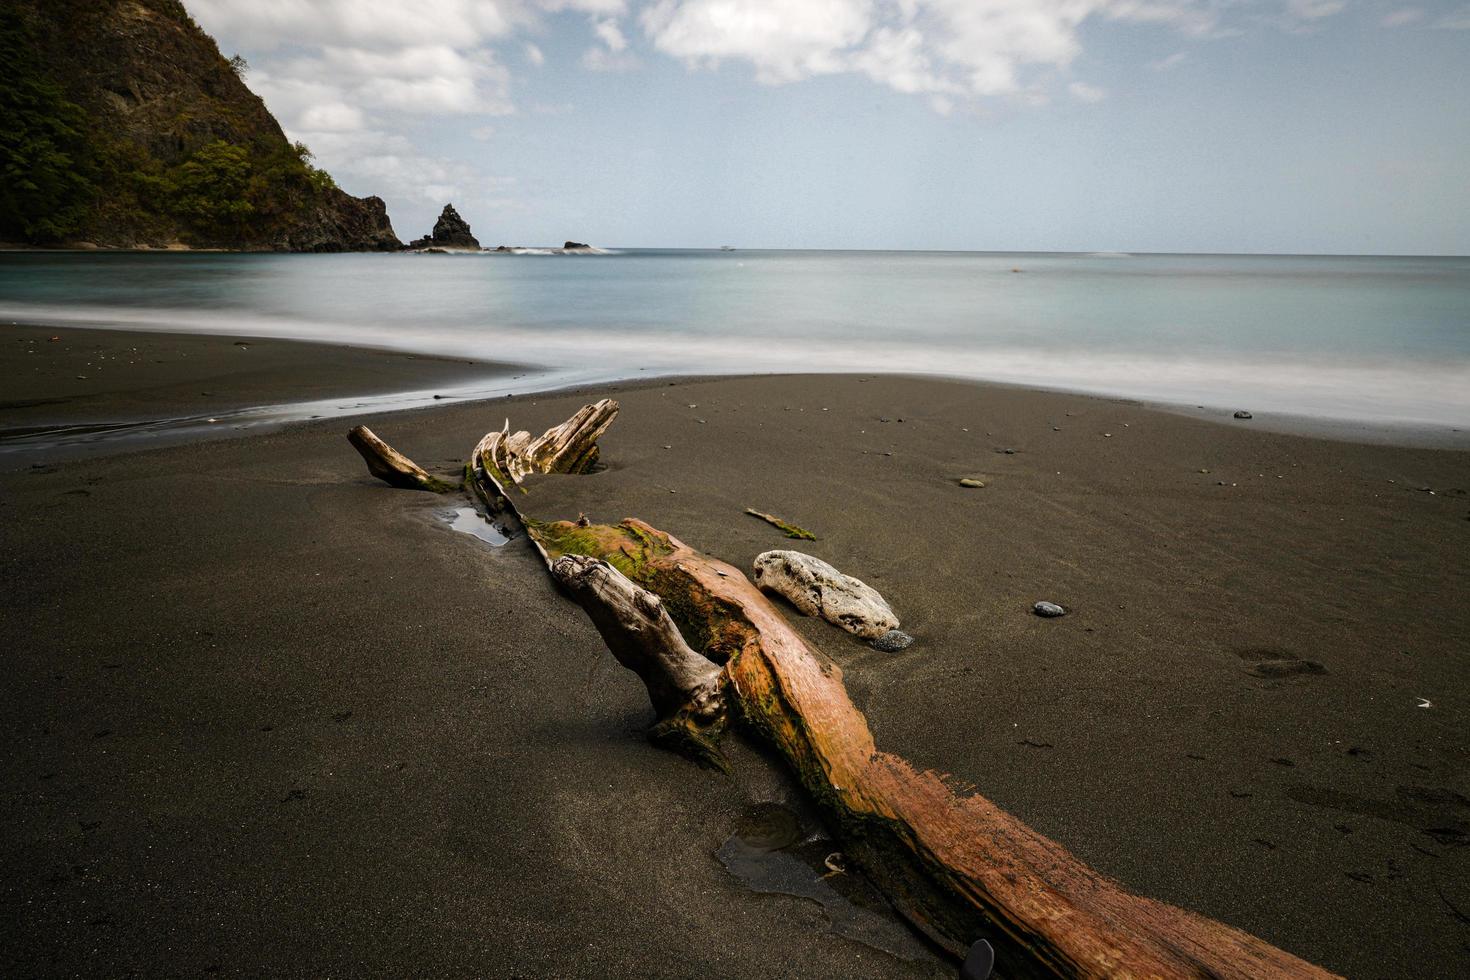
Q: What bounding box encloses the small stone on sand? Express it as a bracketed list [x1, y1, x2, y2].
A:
[1034, 601, 1066, 618]
[1233, 410, 1253, 419]
[958, 478, 985, 488]
[872, 629, 913, 652]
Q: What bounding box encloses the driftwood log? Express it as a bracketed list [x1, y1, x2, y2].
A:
[473, 398, 618, 489]
[347, 425, 455, 492]
[348, 404, 1336, 979]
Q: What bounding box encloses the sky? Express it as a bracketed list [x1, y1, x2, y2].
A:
[187, 0, 1470, 253]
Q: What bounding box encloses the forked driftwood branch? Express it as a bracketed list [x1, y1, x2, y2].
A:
[347, 403, 1337, 979]
[472, 398, 619, 489]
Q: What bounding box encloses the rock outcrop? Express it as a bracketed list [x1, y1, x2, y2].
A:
[0, 0, 402, 250]
[289, 189, 400, 253]
[409, 204, 480, 250]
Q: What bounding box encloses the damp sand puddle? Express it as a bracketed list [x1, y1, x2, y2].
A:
[441, 505, 511, 546]
[718, 802, 937, 965]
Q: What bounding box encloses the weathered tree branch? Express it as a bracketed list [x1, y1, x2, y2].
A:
[550, 553, 729, 768]
[346, 404, 1336, 978]
[531, 517, 1336, 979]
[348, 424, 456, 492]
[473, 398, 619, 491]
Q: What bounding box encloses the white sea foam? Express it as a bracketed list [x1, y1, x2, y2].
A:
[3, 250, 1466, 438]
[5, 299, 1468, 433]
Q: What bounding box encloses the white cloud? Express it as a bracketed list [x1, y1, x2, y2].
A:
[1068, 80, 1107, 102]
[538, 0, 629, 12]
[850, 26, 955, 95]
[1150, 50, 1188, 69]
[297, 102, 366, 132]
[189, 0, 524, 50]
[642, 0, 873, 83]
[582, 14, 641, 69]
[594, 18, 630, 50]
[195, 0, 1366, 135]
[1380, 7, 1424, 27]
[638, 0, 1236, 102]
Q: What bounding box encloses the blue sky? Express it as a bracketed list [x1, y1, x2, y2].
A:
[189, 1, 1470, 253]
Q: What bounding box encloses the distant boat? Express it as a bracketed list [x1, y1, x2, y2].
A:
[719, 245, 736, 251]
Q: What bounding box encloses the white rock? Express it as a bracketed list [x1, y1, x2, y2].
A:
[752, 551, 899, 640]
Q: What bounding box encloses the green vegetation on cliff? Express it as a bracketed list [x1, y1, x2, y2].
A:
[0, 9, 97, 242]
[0, 0, 398, 250]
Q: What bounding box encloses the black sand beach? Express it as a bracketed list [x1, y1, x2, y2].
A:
[3, 330, 1468, 977]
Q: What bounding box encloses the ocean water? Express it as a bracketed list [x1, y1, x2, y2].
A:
[2, 249, 1468, 431]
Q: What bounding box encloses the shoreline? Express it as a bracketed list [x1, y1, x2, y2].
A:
[4, 324, 1468, 469]
[0, 323, 536, 466]
[2, 332, 1468, 976]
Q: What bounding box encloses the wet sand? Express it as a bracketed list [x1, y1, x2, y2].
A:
[0, 323, 516, 461]
[2, 340, 1468, 977]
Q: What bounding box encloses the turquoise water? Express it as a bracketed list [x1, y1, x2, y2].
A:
[2, 249, 1467, 428]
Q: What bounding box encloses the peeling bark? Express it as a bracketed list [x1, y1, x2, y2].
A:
[474, 398, 619, 490]
[532, 517, 1337, 979]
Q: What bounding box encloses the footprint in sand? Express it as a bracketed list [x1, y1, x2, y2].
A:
[1236, 647, 1327, 679]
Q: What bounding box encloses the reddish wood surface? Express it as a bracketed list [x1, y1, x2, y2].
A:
[535, 518, 1338, 979]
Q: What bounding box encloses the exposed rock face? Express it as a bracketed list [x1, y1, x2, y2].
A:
[288, 190, 400, 252]
[409, 204, 480, 250]
[752, 550, 900, 640]
[1, 0, 402, 250]
[564, 241, 591, 250]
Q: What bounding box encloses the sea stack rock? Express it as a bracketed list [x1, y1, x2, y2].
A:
[409, 204, 480, 250]
[563, 241, 591, 250]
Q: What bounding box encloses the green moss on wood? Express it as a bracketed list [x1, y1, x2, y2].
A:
[745, 508, 817, 540]
[648, 711, 730, 773]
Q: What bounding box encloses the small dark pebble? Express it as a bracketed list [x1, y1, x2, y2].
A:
[1033, 601, 1066, 617]
[872, 629, 913, 652]
[1019, 738, 1053, 749]
[1270, 757, 1295, 766]
[1233, 410, 1253, 419]
[1229, 790, 1253, 799]
[1253, 838, 1277, 850]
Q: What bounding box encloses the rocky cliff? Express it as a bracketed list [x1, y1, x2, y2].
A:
[0, 0, 401, 250]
